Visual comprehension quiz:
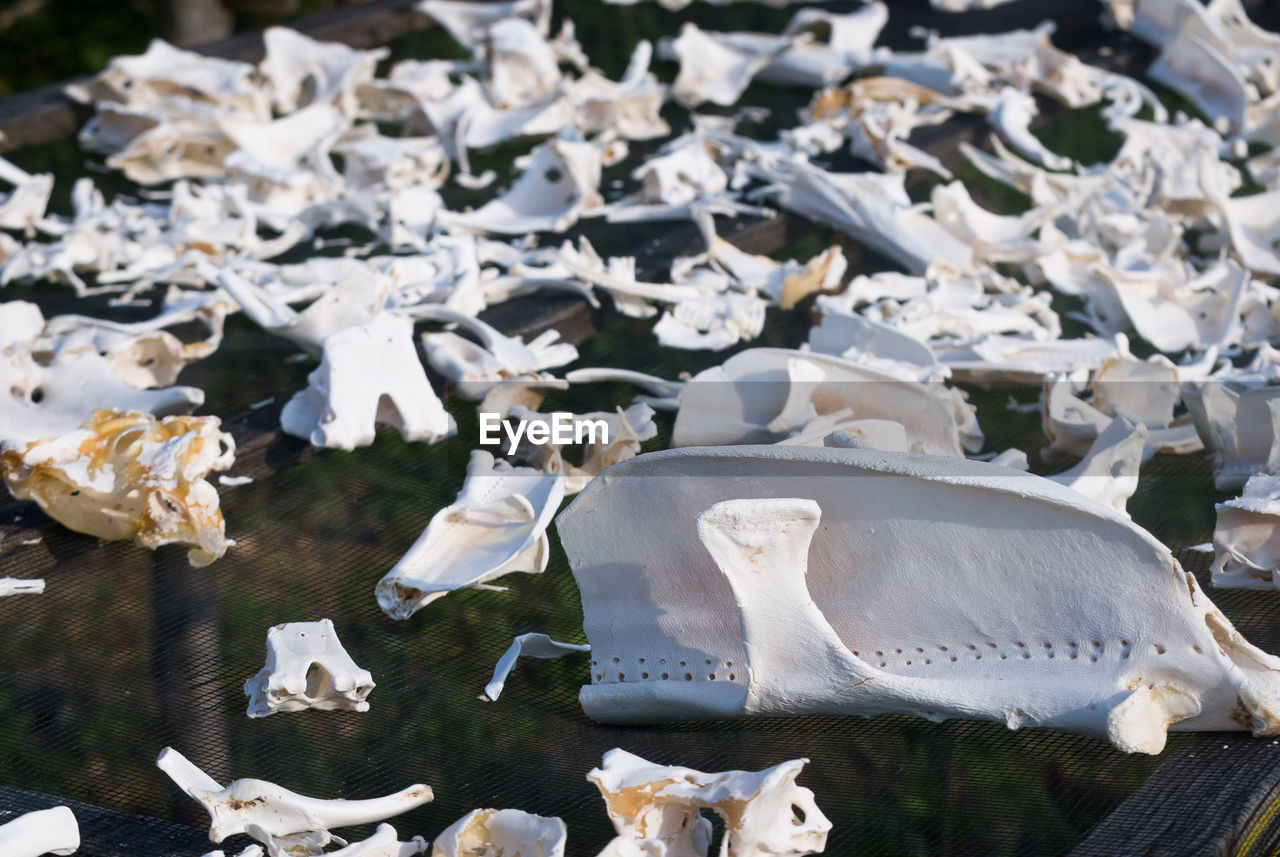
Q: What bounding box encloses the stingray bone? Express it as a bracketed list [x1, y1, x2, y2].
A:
[1211, 473, 1280, 591]
[261, 27, 387, 115]
[1, 410, 233, 566]
[670, 347, 979, 455]
[653, 294, 768, 351]
[280, 313, 455, 451]
[483, 633, 590, 701]
[1045, 416, 1147, 515]
[1184, 376, 1280, 490]
[417, 0, 551, 53]
[588, 749, 829, 857]
[157, 747, 433, 846]
[507, 403, 657, 494]
[416, 304, 577, 400]
[485, 17, 562, 109]
[0, 806, 79, 857]
[376, 450, 563, 619]
[560, 446, 1280, 752]
[244, 619, 375, 717]
[442, 137, 603, 235]
[433, 809, 565, 857]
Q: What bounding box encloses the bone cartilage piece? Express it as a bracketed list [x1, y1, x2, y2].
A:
[325, 823, 426, 857]
[433, 809, 567, 857]
[0, 806, 80, 857]
[244, 619, 375, 717]
[482, 634, 590, 702]
[0, 578, 45, 597]
[156, 746, 433, 846]
[1212, 473, 1280, 591]
[558, 445, 1280, 754]
[588, 749, 830, 857]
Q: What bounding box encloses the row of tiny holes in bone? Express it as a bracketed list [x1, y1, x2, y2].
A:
[851, 639, 1195, 668]
[592, 657, 735, 683]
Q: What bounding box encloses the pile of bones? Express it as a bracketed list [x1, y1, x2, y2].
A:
[7, 0, 1280, 853]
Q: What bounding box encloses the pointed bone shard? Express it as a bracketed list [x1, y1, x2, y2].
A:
[245, 619, 375, 717]
[0, 806, 79, 857]
[483, 633, 590, 701]
[558, 446, 1280, 753]
[157, 747, 433, 845]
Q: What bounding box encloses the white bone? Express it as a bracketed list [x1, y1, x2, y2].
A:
[261, 27, 387, 115]
[807, 304, 945, 382]
[417, 0, 550, 52]
[1045, 417, 1146, 515]
[0, 345, 204, 444]
[417, 305, 577, 400]
[442, 138, 602, 235]
[433, 809, 565, 857]
[376, 450, 563, 619]
[653, 294, 767, 351]
[588, 749, 830, 857]
[0, 156, 53, 234]
[666, 23, 781, 108]
[671, 348, 980, 456]
[559, 446, 1280, 753]
[1184, 377, 1280, 490]
[566, 41, 668, 141]
[984, 88, 1073, 171]
[0, 579, 45, 596]
[1211, 474, 1280, 591]
[201, 847, 264, 857]
[280, 313, 456, 451]
[245, 619, 375, 717]
[483, 633, 590, 701]
[1, 411, 234, 566]
[325, 824, 426, 857]
[486, 18, 562, 110]
[0, 806, 80, 857]
[158, 747, 433, 847]
[937, 335, 1120, 385]
[775, 412, 910, 452]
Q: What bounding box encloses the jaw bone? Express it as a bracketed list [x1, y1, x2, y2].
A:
[587, 749, 830, 857]
[244, 619, 375, 717]
[558, 445, 1280, 753]
[157, 747, 433, 849]
[0, 806, 79, 857]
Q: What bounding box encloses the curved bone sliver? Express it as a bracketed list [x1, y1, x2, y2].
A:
[587, 749, 830, 857]
[376, 450, 563, 620]
[433, 809, 566, 857]
[483, 633, 590, 701]
[0, 578, 45, 596]
[807, 306, 943, 382]
[281, 313, 455, 451]
[1211, 474, 1280, 591]
[938, 335, 1119, 385]
[0, 806, 79, 857]
[0, 346, 204, 444]
[245, 619, 375, 717]
[670, 348, 979, 456]
[984, 89, 1073, 171]
[441, 138, 602, 235]
[1, 410, 234, 566]
[559, 445, 1280, 753]
[157, 747, 433, 845]
[1045, 417, 1146, 515]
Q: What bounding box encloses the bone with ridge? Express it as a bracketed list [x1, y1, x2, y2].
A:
[244, 619, 375, 717]
[1211, 473, 1280, 592]
[1, 410, 234, 566]
[0, 806, 79, 857]
[433, 808, 566, 857]
[376, 450, 563, 620]
[587, 749, 830, 857]
[157, 747, 433, 848]
[483, 633, 590, 701]
[558, 445, 1280, 753]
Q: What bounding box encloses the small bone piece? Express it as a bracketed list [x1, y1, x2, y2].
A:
[281, 313, 456, 450]
[432, 809, 566, 857]
[244, 619, 375, 717]
[376, 450, 563, 619]
[1212, 474, 1280, 591]
[328, 824, 427, 857]
[1045, 417, 1147, 515]
[0, 806, 79, 857]
[1183, 377, 1280, 490]
[1, 410, 234, 566]
[483, 633, 590, 701]
[157, 747, 433, 847]
[587, 749, 830, 857]
[0, 578, 45, 596]
[559, 445, 1280, 753]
